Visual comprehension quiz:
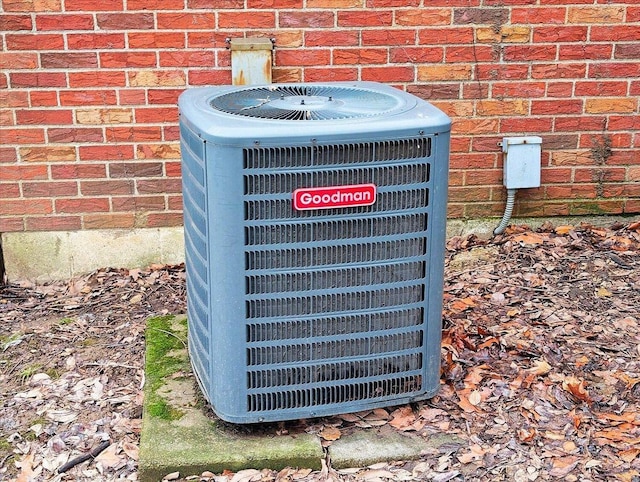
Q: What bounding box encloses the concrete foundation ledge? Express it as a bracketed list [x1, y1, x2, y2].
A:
[1, 227, 185, 282]
[1, 215, 634, 282]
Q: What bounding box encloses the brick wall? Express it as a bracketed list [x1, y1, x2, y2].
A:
[1, 0, 639, 233]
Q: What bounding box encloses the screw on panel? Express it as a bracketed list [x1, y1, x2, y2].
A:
[254, 140, 260, 146]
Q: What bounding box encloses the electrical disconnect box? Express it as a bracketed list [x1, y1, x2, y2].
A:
[500, 136, 542, 189]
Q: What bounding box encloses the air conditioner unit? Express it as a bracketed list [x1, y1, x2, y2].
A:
[178, 82, 451, 423]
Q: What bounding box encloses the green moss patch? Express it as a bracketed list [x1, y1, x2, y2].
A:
[144, 315, 189, 421]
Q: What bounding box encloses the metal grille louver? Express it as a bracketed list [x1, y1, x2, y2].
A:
[179, 81, 451, 423]
[210, 85, 404, 120]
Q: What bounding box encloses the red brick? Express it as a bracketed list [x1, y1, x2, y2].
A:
[26, 216, 82, 231]
[305, 31, 358, 47]
[59, 90, 118, 106]
[163, 126, 180, 142]
[361, 29, 416, 46]
[145, 89, 180, 105]
[574, 167, 626, 183]
[0, 14, 33, 30]
[136, 143, 180, 159]
[454, 7, 507, 25]
[304, 67, 358, 82]
[83, 213, 135, 229]
[36, 14, 94, 30]
[503, 45, 557, 61]
[533, 26, 587, 43]
[1, 183, 21, 198]
[146, 212, 183, 227]
[9, 72, 67, 88]
[396, 8, 450, 26]
[476, 64, 529, 81]
[167, 195, 183, 211]
[0, 217, 24, 232]
[1, 199, 53, 216]
[48, 127, 103, 143]
[501, 117, 553, 133]
[558, 44, 612, 61]
[511, 7, 565, 24]
[615, 44, 640, 60]
[65, 0, 123, 10]
[135, 107, 178, 123]
[100, 52, 157, 68]
[575, 81, 628, 97]
[249, 0, 301, 7]
[333, 48, 387, 65]
[51, 164, 106, 179]
[445, 45, 496, 62]
[56, 197, 110, 213]
[119, 89, 147, 105]
[1, 128, 45, 144]
[590, 26, 640, 42]
[187, 31, 230, 49]
[157, 12, 216, 29]
[338, 11, 392, 27]
[448, 186, 492, 202]
[128, 32, 185, 49]
[219, 11, 275, 29]
[40, 53, 98, 69]
[22, 181, 77, 197]
[531, 63, 586, 79]
[0, 91, 29, 107]
[136, 179, 182, 193]
[408, 83, 461, 100]
[112, 196, 165, 211]
[554, 116, 607, 132]
[391, 47, 443, 63]
[362, 66, 414, 82]
[105, 126, 163, 142]
[6, 34, 64, 50]
[188, 69, 232, 85]
[16, 109, 73, 125]
[0, 165, 49, 181]
[109, 162, 163, 178]
[0, 52, 37, 69]
[531, 99, 583, 115]
[97, 13, 154, 30]
[419, 27, 474, 45]
[570, 200, 624, 216]
[189, 0, 243, 6]
[540, 168, 572, 184]
[165, 161, 181, 177]
[547, 81, 573, 98]
[29, 90, 58, 106]
[67, 32, 125, 50]
[80, 180, 134, 195]
[589, 62, 640, 79]
[279, 11, 334, 28]
[79, 145, 134, 161]
[0, 148, 18, 163]
[609, 115, 640, 131]
[128, 0, 184, 9]
[492, 82, 545, 98]
[159, 51, 215, 67]
[69, 71, 126, 88]
[277, 49, 331, 66]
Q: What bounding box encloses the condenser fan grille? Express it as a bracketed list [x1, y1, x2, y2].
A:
[210, 85, 405, 120]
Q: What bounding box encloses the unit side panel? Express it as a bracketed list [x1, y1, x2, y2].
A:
[180, 121, 211, 400]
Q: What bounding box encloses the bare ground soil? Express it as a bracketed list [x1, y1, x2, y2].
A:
[1, 221, 639, 482]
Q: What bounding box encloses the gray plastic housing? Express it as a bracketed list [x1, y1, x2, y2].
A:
[179, 82, 451, 423]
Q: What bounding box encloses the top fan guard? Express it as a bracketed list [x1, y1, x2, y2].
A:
[209, 85, 407, 121]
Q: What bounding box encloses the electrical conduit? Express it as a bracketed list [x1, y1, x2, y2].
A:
[493, 188, 517, 235]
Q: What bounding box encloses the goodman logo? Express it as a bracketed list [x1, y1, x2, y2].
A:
[293, 184, 377, 211]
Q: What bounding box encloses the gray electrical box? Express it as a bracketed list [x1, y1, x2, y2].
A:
[501, 136, 542, 189]
[179, 82, 451, 423]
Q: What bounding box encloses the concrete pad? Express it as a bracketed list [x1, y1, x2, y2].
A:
[139, 315, 324, 482]
[330, 425, 462, 469]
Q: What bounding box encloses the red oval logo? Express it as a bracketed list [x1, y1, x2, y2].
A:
[293, 184, 377, 211]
